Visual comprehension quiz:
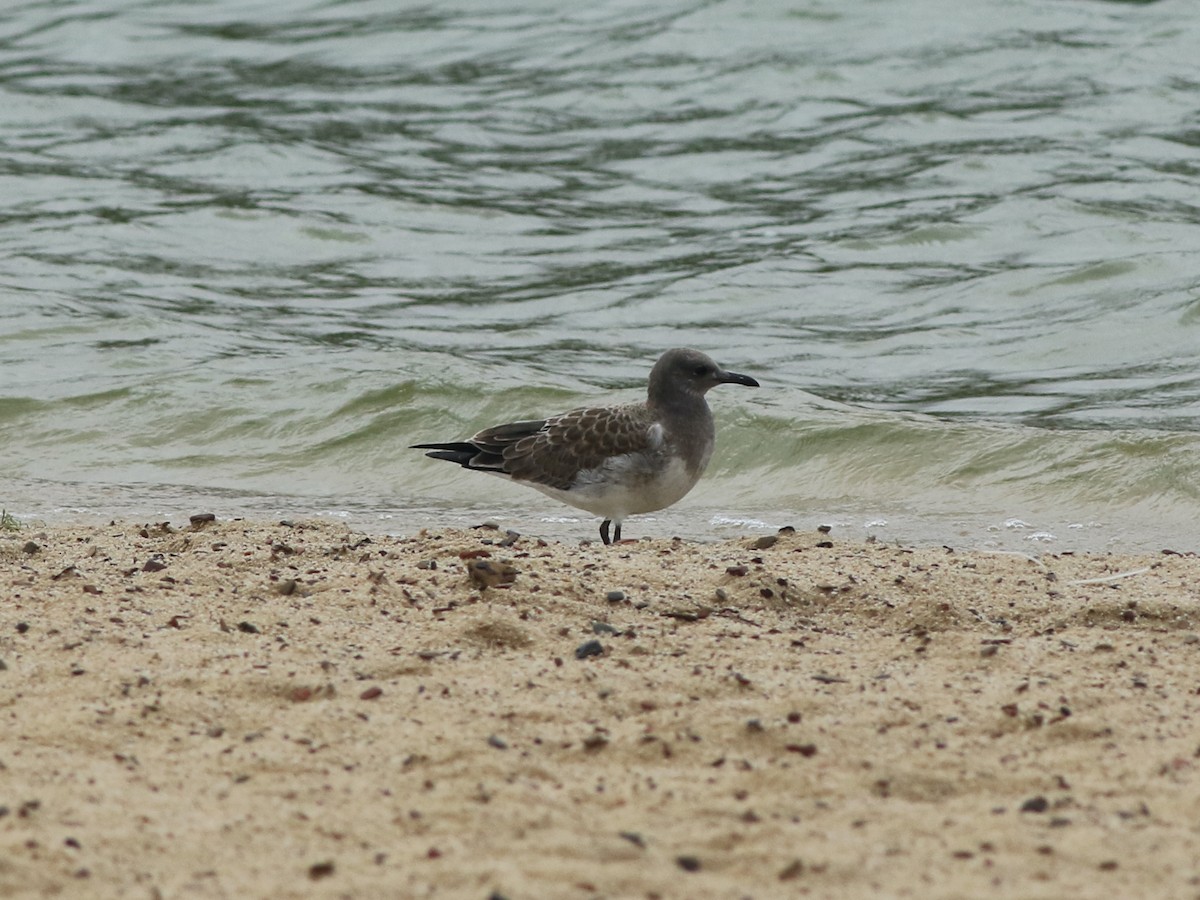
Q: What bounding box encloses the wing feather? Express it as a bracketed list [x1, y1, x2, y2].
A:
[479, 404, 658, 491]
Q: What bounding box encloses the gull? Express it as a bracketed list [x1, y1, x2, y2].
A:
[412, 348, 759, 544]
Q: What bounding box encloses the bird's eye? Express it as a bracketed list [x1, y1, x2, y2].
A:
[693, 365, 710, 376]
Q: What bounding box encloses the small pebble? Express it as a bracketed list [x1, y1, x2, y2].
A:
[236, 621, 260, 634]
[581, 732, 609, 751]
[753, 535, 778, 550]
[21, 541, 39, 554]
[307, 861, 335, 880]
[714, 587, 728, 602]
[778, 859, 805, 880]
[468, 559, 518, 589]
[676, 855, 701, 872]
[605, 590, 626, 602]
[1020, 796, 1050, 813]
[189, 513, 216, 527]
[486, 734, 508, 750]
[591, 621, 619, 636]
[817, 524, 832, 534]
[575, 639, 604, 660]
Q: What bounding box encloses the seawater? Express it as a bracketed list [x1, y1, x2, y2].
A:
[2, 0, 1199, 551]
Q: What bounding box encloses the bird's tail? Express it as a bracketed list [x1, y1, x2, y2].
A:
[410, 442, 480, 467]
[411, 441, 510, 472]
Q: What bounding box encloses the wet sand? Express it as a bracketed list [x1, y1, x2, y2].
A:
[3, 518, 1199, 899]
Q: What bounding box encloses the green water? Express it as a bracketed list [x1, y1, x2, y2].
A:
[2, 0, 1199, 551]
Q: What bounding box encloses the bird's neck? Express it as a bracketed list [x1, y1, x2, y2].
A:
[647, 393, 715, 474]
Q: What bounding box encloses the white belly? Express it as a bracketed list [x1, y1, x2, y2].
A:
[529, 453, 701, 519]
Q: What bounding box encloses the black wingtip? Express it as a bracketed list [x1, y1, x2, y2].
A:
[411, 441, 477, 467]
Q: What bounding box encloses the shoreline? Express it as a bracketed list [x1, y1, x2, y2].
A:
[3, 517, 1199, 898]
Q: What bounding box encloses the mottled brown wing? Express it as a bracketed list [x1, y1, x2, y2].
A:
[475, 403, 658, 491]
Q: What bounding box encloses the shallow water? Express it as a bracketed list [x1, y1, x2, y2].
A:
[3, 0, 1199, 551]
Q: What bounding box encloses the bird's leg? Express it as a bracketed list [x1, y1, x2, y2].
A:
[613, 521, 622, 543]
[600, 519, 612, 545]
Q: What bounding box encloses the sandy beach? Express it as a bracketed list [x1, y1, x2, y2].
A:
[2, 516, 1199, 899]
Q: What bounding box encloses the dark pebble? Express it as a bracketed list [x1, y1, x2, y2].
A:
[142, 557, 168, 573]
[816, 540, 834, 548]
[591, 621, 619, 636]
[606, 590, 626, 602]
[487, 734, 508, 750]
[21, 541, 39, 554]
[575, 639, 604, 660]
[817, 524, 832, 534]
[237, 621, 261, 634]
[753, 535, 778, 550]
[360, 686, 383, 700]
[189, 513, 216, 527]
[1020, 795, 1050, 813]
[307, 861, 335, 880]
[676, 855, 702, 872]
[16, 622, 29, 634]
[582, 732, 609, 751]
[725, 565, 748, 576]
[468, 559, 518, 589]
[777, 525, 796, 534]
[618, 831, 645, 848]
[778, 859, 805, 880]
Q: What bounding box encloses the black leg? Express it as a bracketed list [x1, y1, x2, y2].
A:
[613, 521, 622, 543]
[600, 519, 612, 545]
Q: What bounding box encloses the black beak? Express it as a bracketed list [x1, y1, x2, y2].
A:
[719, 370, 759, 388]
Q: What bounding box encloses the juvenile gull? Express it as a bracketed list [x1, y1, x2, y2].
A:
[412, 348, 759, 544]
